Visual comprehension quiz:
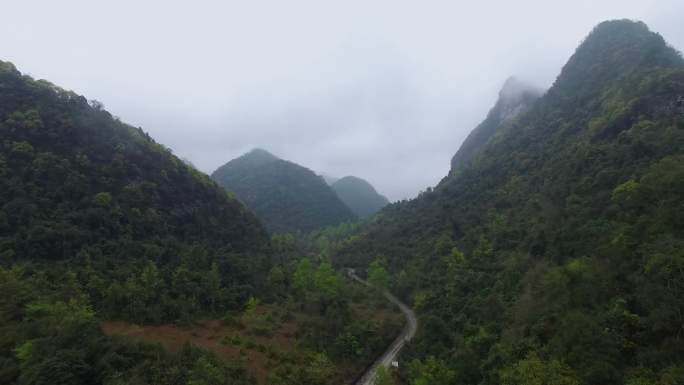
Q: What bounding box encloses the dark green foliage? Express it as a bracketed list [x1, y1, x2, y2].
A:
[211, 149, 357, 233]
[262, 256, 402, 385]
[0, 266, 255, 385]
[331, 176, 389, 218]
[0, 60, 271, 383]
[336, 20, 684, 384]
[367, 257, 390, 289]
[0, 59, 271, 322]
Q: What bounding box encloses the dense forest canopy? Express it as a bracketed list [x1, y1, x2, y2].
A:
[0, 59, 273, 309]
[0, 60, 278, 384]
[0, 60, 403, 385]
[211, 149, 356, 234]
[334, 19, 684, 385]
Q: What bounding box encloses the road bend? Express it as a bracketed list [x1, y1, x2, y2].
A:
[346, 269, 418, 385]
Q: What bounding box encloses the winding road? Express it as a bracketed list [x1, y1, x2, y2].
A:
[346, 269, 418, 385]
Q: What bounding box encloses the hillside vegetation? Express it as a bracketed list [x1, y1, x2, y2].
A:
[3, 17, 684, 385]
[450, 76, 542, 174]
[0, 60, 405, 385]
[0, 59, 280, 383]
[336, 20, 684, 385]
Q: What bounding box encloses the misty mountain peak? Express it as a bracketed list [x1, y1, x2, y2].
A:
[550, 19, 683, 101]
[499, 76, 539, 99]
[244, 148, 279, 161]
[220, 148, 281, 170]
[450, 76, 541, 173]
[496, 76, 543, 123]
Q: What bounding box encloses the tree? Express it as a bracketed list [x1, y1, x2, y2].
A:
[499, 353, 580, 385]
[267, 264, 287, 298]
[314, 261, 341, 301]
[204, 262, 222, 312]
[187, 356, 225, 385]
[19, 349, 95, 385]
[272, 234, 297, 261]
[368, 257, 390, 289]
[241, 296, 259, 326]
[433, 233, 455, 256]
[408, 356, 456, 385]
[293, 258, 314, 291]
[92, 192, 113, 207]
[333, 333, 362, 359]
[375, 366, 394, 385]
[305, 352, 333, 385]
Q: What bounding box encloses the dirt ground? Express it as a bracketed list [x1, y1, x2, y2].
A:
[102, 293, 403, 384]
[102, 314, 296, 384]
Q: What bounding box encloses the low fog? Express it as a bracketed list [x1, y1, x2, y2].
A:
[3, 1, 684, 200]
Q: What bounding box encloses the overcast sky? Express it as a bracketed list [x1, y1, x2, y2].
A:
[3, 1, 683, 200]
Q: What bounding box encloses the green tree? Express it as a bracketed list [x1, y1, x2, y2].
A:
[314, 261, 341, 301]
[408, 356, 456, 385]
[333, 333, 362, 359]
[241, 296, 259, 326]
[499, 353, 580, 385]
[368, 258, 390, 289]
[305, 352, 334, 385]
[267, 265, 287, 293]
[375, 366, 394, 385]
[433, 233, 455, 256]
[293, 258, 314, 291]
[187, 356, 224, 385]
[92, 192, 112, 207]
[205, 262, 222, 312]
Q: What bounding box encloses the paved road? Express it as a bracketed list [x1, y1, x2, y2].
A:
[346, 269, 418, 385]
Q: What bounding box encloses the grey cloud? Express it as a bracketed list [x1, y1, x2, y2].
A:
[2, 0, 683, 200]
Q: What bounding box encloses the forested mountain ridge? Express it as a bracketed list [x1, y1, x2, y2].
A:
[211, 149, 356, 233]
[0, 60, 273, 384]
[335, 20, 684, 384]
[331, 176, 389, 218]
[450, 76, 542, 173]
[0, 59, 271, 296]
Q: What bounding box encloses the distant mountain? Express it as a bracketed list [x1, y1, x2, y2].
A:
[331, 176, 389, 218]
[336, 20, 684, 384]
[211, 149, 356, 233]
[450, 76, 542, 173]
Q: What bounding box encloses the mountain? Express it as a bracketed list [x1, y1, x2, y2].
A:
[0, 59, 269, 290]
[450, 76, 542, 173]
[0, 60, 273, 384]
[211, 149, 356, 233]
[334, 20, 684, 384]
[331, 176, 389, 218]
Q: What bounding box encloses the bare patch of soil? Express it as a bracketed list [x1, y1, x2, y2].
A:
[102, 316, 291, 384]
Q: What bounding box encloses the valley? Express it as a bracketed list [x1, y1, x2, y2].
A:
[1, 11, 683, 385]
